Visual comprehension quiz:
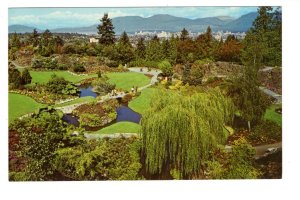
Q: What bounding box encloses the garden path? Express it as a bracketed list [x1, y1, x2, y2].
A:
[259, 86, 282, 104]
[225, 142, 282, 158]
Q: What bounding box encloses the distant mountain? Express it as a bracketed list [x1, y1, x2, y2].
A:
[9, 24, 41, 33]
[224, 12, 258, 32]
[216, 16, 235, 22]
[9, 12, 258, 34]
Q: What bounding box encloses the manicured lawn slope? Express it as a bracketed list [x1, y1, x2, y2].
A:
[30, 71, 97, 84]
[264, 104, 282, 126]
[129, 88, 158, 114]
[9, 93, 45, 123]
[91, 122, 141, 134]
[106, 72, 150, 91]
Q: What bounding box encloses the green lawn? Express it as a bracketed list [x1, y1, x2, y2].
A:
[9, 93, 45, 123]
[90, 121, 141, 134]
[106, 72, 150, 91]
[129, 88, 158, 114]
[30, 71, 97, 84]
[264, 104, 282, 126]
[54, 96, 95, 107]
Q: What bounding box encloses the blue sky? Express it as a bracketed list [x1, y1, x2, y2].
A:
[8, 7, 258, 29]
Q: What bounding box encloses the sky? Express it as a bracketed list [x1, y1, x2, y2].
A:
[8, 7, 258, 29]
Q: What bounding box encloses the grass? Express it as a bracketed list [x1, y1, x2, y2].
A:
[129, 88, 158, 115]
[106, 72, 150, 91]
[90, 122, 141, 134]
[9, 93, 45, 123]
[54, 96, 95, 108]
[264, 104, 282, 126]
[29, 71, 97, 84]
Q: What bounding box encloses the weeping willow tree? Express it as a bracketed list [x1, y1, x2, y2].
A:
[140, 88, 235, 178]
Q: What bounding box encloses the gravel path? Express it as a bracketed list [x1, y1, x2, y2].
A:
[259, 86, 282, 103]
[225, 142, 282, 158]
[84, 132, 139, 140]
[128, 67, 161, 90]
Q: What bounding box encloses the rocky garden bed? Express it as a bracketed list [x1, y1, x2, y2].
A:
[227, 120, 282, 146]
[72, 99, 119, 130]
[259, 67, 282, 95]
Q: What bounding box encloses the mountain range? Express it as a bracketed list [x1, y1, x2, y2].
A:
[9, 12, 258, 34]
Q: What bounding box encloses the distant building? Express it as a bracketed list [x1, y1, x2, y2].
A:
[89, 37, 99, 43]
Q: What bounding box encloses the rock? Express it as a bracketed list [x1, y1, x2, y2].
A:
[71, 131, 79, 136]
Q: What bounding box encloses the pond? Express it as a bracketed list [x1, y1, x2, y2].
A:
[79, 86, 98, 98]
[116, 106, 141, 124]
[62, 114, 80, 127]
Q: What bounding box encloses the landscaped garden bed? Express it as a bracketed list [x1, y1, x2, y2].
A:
[9, 89, 75, 104]
[72, 99, 119, 130]
[259, 67, 282, 95]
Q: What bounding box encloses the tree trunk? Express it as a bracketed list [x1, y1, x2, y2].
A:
[248, 121, 251, 132]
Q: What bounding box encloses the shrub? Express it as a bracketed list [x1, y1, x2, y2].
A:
[58, 64, 68, 70]
[62, 83, 79, 95]
[108, 111, 117, 120]
[79, 113, 102, 127]
[31, 57, 58, 70]
[73, 63, 86, 72]
[54, 137, 142, 180]
[106, 60, 119, 68]
[46, 74, 78, 95]
[248, 120, 282, 145]
[194, 58, 214, 65]
[158, 60, 173, 77]
[92, 78, 115, 95]
[206, 137, 260, 179]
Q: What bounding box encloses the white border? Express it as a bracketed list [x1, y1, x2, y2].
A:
[2, 1, 300, 200]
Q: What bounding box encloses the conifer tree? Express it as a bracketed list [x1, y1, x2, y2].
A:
[97, 13, 116, 45]
[136, 37, 146, 59]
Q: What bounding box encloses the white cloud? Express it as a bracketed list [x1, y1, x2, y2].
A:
[10, 15, 42, 25]
[9, 10, 137, 28]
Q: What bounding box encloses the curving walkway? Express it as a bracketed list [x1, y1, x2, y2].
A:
[259, 86, 282, 104]
[128, 67, 161, 90]
[225, 142, 282, 158]
[84, 132, 139, 140]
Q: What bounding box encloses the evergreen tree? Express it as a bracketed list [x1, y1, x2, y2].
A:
[195, 26, 215, 60]
[21, 69, 32, 85]
[97, 13, 116, 45]
[244, 6, 282, 67]
[10, 32, 21, 49]
[8, 67, 22, 88]
[30, 28, 39, 47]
[180, 28, 189, 41]
[136, 37, 146, 59]
[145, 37, 163, 62]
[116, 31, 134, 65]
[119, 31, 131, 46]
[162, 39, 171, 60]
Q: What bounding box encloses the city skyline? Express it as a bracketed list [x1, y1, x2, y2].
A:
[8, 7, 258, 29]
